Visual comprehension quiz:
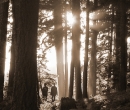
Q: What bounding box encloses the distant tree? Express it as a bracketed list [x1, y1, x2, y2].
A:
[69, 45, 74, 98]
[117, 0, 127, 91]
[11, 0, 39, 109]
[63, 1, 69, 97]
[53, 0, 65, 99]
[83, 0, 89, 98]
[88, 0, 98, 97]
[89, 30, 98, 96]
[0, 0, 9, 102]
[71, 0, 82, 100]
[37, 0, 65, 99]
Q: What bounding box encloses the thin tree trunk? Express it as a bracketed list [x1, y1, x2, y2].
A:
[36, 72, 40, 107]
[88, 30, 97, 96]
[11, 0, 39, 109]
[69, 57, 74, 98]
[118, 0, 127, 91]
[115, 9, 120, 91]
[64, 6, 68, 97]
[0, 0, 9, 102]
[83, 0, 89, 98]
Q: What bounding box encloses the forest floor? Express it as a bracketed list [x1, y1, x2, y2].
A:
[1, 89, 130, 110]
[39, 89, 130, 110]
[93, 88, 130, 110]
[39, 94, 60, 110]
[39, 100, 59, 110]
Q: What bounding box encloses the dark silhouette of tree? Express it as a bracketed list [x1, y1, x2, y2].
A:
[11, 0, 39, 109]
[117, 0, 127, 91]
[82, 0, 90, 98]
[69, 43, 74, 98]
[0, 0, 9, 102]
[114, 0, 128, 92]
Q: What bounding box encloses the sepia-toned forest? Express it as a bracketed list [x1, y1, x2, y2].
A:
[0, 0, 130, 110]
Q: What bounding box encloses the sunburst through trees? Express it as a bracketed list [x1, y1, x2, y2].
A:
[1, 0, 130, 109]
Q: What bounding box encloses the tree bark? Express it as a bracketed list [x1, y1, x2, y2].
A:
[87, 0, 98, 97]
[69, 49, 74, 98]
[118, 0, 127, 91]
[83, 0, 89, 98]
[11, 0, 39, 109]
[115, 8, 120, 91]
[72, 0, 82, 100]
[88, 31, 97, 97]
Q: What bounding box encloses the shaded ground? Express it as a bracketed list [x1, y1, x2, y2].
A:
[40, 89, 130, 110]
[94, 89, 130, 110]
[1, 89, 130, 110]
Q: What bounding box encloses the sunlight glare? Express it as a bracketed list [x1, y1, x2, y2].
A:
[46, 47, 57, 74]
[127, 37, 130, 44]
[67, 12, 75, 25]
[4, 42, 11, 74]
[89, 20, 93, 26]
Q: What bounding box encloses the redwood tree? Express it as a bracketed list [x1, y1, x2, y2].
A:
[71, 0, 82, 100]
[11, 0, 39, 109]
[118, 0, 127, 91]
[54, 0, 65, 99]
[83, 0, 89, 98]
[88, 0, 98, 97]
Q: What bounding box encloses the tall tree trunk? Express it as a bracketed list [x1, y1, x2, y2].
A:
[88, 30, 97, 97]
[64, 4, 68, 97]
[88, 0, 98, 97]
[83, 0, 89, 98]
[69, 55, 74, 98]
[72, 0, 82, 100]
[54, 0, 65, 99]
[118, 0, 127, 91]
[115, 8, 120, 91]
[115, 0, 127, 91]
[11, 0, 39, 109]
[0, 0, 9, 102]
